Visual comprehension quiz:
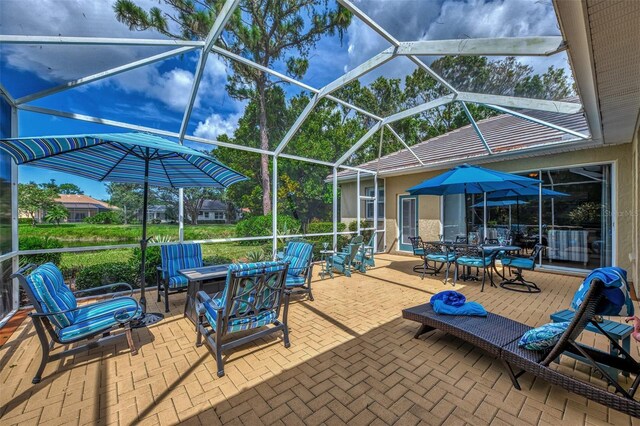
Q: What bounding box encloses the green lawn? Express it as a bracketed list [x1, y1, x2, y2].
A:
[19, 222, 237, 244]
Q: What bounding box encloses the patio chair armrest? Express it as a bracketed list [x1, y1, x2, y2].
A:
[195, 290, 223, 316]
[112, 297, 142, 324]
[73, 282, 134, 297]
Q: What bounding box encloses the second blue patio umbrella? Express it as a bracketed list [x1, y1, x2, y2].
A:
[407, 164, 540, 239]
[0, 132, 247, 325]
[486, 186, 568, 234]
[407, 164, 540, 196]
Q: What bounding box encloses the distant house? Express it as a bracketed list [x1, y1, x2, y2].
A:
[137, 200, 238, 224]
[25, 194, 119, 223]
[196, 200, 229, 223]
[146, 205, 170, 223]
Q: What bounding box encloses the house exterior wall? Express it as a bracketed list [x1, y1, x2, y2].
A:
[340, 142, 637, 283]
[632, 127, 639, 288]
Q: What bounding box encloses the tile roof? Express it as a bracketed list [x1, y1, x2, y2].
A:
[337, 103, 590, 179]
[55, 194, 118, 210]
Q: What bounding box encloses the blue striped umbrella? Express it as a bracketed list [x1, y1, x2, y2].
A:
[0, 132, 246, 188]
[0, 132, 247, 322]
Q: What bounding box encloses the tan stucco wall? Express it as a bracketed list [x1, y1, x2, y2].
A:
[341, 142, 637, 282]
[632, 127, 639, 288]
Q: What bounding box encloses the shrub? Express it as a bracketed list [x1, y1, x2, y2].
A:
[130, 245, 161, 287]
[306, 222, 347, 256]
[84, 211, 123, 224]
[18, 218, 33, 225]
[244, 248, 266, 263]
[18, 236, 63, 267]
[235, 214, 299, 245]
[348, 220, 373, 243]
[75, 262, 136, 291]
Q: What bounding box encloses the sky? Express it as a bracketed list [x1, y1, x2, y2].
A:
[0, 0, 571, 201]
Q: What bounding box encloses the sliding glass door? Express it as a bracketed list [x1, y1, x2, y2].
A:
[442, 163, 614, 271]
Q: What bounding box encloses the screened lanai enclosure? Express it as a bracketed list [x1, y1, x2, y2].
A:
[0, 0, 595, 324]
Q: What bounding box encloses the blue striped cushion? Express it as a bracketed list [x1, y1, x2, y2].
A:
[456, 256, 493, 268]
[284, 242, 313, 275]
[59, 297, 141, 343]
[26, 263, 77, 329]
[180, 243, 203, 270]
[168, 275, 189, 288]
[501, 257, 535, 270]
[204, 301, 277, 333]
[285, 275, 307, 287]
[160, 244, 182, 281]
[413, 248, 425, 256]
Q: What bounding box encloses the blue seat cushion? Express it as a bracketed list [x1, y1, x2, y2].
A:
[413, 248, 424, 256]
[426, 253, 455, 263]
[58, 297, 141, 343]
[456, 256, 492, 268]
[26, 263, 77, 329]
[168, 275, 189, 289]
[285, 275, 307, 287]
[203, 298, 277, 333]
[501, 257, 535, 270]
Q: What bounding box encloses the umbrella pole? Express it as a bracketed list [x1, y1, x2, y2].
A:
[132, 153, 164, 328]
[139, 156, 150, 313]
[483, 193, 487, 242]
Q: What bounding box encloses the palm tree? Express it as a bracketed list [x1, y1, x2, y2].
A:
[44, 204, 69, 225]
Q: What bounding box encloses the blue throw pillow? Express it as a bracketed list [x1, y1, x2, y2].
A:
[518, 322, 570, 351]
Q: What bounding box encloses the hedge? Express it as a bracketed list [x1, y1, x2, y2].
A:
[75, 262, 136, 291]
[18, 236, 63, 267]
[305, 222, 348, 256]
[130, 245, 161, 286]
[235, 214, 299, 245]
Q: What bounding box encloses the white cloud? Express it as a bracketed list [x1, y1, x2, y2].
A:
[194, 112, 242, 140]
[344, 0, 567, 80]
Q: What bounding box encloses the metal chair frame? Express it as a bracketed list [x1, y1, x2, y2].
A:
[500, 244, 546, 293]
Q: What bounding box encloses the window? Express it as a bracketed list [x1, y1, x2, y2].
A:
[203, 212, 210, 218]
[364, 186, 384, 219]
[214, 212, 225, 220]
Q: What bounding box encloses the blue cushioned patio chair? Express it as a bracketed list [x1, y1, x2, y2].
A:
[280, 240, 315, 300]
[328, 235, 364, 277]
[408, 236, 427, 274]
[12, 263, 141, 384]
[453, 245, 498, 292]
[157, 243, 204, 312]
[422, 242, 456, 282]
[499, 244, 546, 293]
[195, 261, 290, 377]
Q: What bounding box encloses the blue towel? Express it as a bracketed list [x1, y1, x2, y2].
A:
[430, 290, 466, 307]
[570, 267, 633, 316]
[432, 299, 487, 317]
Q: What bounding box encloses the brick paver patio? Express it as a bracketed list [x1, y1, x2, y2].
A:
[1, 254, 638, 425]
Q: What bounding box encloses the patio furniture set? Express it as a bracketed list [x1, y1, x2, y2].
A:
[13, 239, 316, 381]
[409, 235, 545, 293]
